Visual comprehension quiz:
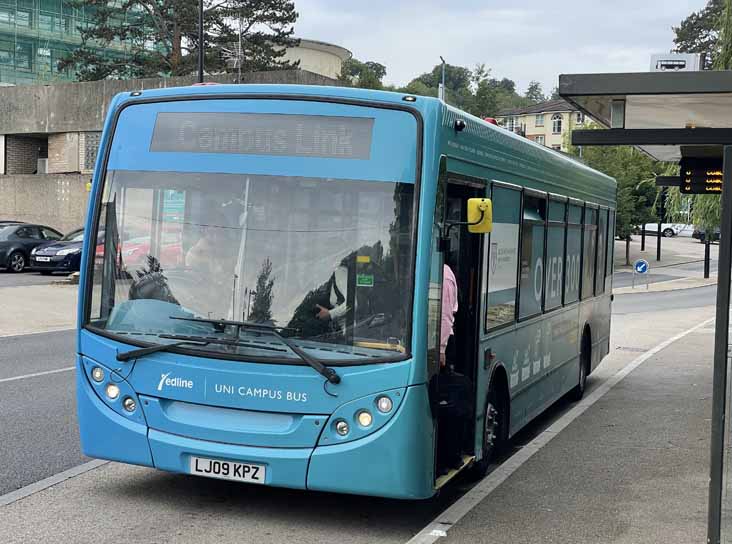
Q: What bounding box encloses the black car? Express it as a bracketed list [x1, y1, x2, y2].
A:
[692, 227, 721, 243]
[0, 223, 63, 272]
[30, 227, 89, 274]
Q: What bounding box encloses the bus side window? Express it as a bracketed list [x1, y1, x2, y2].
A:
[595, 208, 608, 295]
[581, 206, 598, 300]
[485, 185, 520, 329]
[545, 198, 566, 311]
[518, 192, 547, 319]
[564, 203, 582, 304]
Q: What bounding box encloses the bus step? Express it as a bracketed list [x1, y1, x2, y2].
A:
[435, 455, 475, 490]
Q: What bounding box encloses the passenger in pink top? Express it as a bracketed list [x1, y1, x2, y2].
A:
[440, 264, 458, 367]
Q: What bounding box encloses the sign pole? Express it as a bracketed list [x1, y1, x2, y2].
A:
[707, 145, 732, 544]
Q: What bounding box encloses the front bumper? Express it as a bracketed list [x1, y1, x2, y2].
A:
[30, 253, 80, 271]
[76, 358, 435, 499]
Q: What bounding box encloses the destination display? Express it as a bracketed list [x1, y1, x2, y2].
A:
[680, 157, 724, 194]
[150, 112, 375, 160]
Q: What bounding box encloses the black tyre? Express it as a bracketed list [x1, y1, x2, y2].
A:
[569, 330, 591, 401]
[663, 228, 675, 238]
[470, 377, 508, 479]
[7, 251, 26, 273]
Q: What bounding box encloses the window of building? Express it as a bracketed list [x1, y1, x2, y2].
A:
[595, 208, 608, 295]
[519, 193, 547, 319]
[581, 207, 598, 299]
[545, 198, 566, 311]
[0, 8, 14, 24]
[535, 114, 544, 127]
[551, 145, 561, 151]
[506, 117, 516, 131]
[0, 40, 13, 65]
[575, 112, 584, 124]
[552, 113, 562, 134]
[15, 42, 32, 70]
[564, 203, 582, 304]
[535, 135, 545, 146]
[486, 185, 521, 329]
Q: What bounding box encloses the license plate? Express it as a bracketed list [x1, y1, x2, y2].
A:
[35, 257, 51, 262]
[189, 456, 265, 484]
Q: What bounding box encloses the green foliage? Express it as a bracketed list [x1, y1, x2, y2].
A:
[249, 257, 275, 323]
[716, 0, 732, 68]
[524, 80, 546, 104]
[61, 0, 300, 81]
[339, 58, 387, 89]
[567, 130, 662, 240]
[393, 62, 531, 118]
[673, 0, 724, 69]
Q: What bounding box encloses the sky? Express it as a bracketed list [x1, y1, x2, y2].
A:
[294, 0, 710, 94]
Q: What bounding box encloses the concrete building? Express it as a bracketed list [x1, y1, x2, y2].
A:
[0, 69, 338, 232]
[281, 39, 351, 80]
[495, 99, 588, 152]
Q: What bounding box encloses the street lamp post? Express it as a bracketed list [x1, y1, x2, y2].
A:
[438, 56, 446, 101]
[198, 0, 204, 83]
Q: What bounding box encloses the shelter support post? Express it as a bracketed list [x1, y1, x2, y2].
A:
[641, 227, 646, 251]
[707, 145, 732, 544]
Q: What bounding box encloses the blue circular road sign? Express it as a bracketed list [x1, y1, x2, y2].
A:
[634, 259, 649, 274]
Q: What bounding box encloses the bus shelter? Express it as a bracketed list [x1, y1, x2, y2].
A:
[559, 69, 732, 544]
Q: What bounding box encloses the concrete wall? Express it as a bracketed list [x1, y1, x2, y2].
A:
[0, 70, 339, 136]
[0, 174, 89, 233]
[48, 133, 80, 173]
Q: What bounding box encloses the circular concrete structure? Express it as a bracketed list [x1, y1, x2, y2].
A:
[282, 39, 352, 80]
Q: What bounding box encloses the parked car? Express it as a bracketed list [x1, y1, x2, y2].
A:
[641, 223, 692, 237]
[692, 227, 721, 243]
[31, 227, 85, 274]
[0, 223, 63, 272]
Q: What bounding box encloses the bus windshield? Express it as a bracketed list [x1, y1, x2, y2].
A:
[87, 170, 415, 361]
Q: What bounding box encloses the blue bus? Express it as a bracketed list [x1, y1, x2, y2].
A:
[77, 84, 615, 499]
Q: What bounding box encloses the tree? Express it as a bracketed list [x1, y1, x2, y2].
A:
[339, 58, 387, 89]
[550, 86, 561, 100]
[249, 258, 275, 323]
[567, 130, 662, 265]
[61, 0, 300, 81]
[524, 80, 545, 104]
[673, 0, 724, 69]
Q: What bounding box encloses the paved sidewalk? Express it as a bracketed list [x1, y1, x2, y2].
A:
[0, 284, 77, 336]
[442, 323, 713, 543]
[613, 275, 717, 295]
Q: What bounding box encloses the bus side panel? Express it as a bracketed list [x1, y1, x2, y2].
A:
[580, 294, 612, 374]
[479, 305, 582, 442]
[76, 357, 154, 467]
[307, 384, 434, 499]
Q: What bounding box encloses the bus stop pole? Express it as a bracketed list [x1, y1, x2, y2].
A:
[707, 145, 732, 544]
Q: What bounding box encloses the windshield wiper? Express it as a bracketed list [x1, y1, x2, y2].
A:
[170, 316, 342, 384]
[117, 340, 209, 362]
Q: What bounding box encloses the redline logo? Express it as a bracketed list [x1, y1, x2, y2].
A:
[157, 372, 193, 391]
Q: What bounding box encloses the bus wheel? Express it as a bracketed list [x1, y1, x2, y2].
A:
[470, 377, 508, 479]
[569, 329, 591, 401]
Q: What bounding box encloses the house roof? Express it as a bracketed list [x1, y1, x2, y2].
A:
[497, 99, 577, 117]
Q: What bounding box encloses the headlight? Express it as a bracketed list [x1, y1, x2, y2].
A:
[31, 247, 38, 255]
[105, 383, 120, 400]
[376, 396, 393, 413]
[357, 411, 373, 428]
[335, 420, 349, 436]
[123, 248, 139, 257]
[57, 247, 81, 256]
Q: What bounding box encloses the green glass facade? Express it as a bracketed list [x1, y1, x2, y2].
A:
[0, 0, 130, 85]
